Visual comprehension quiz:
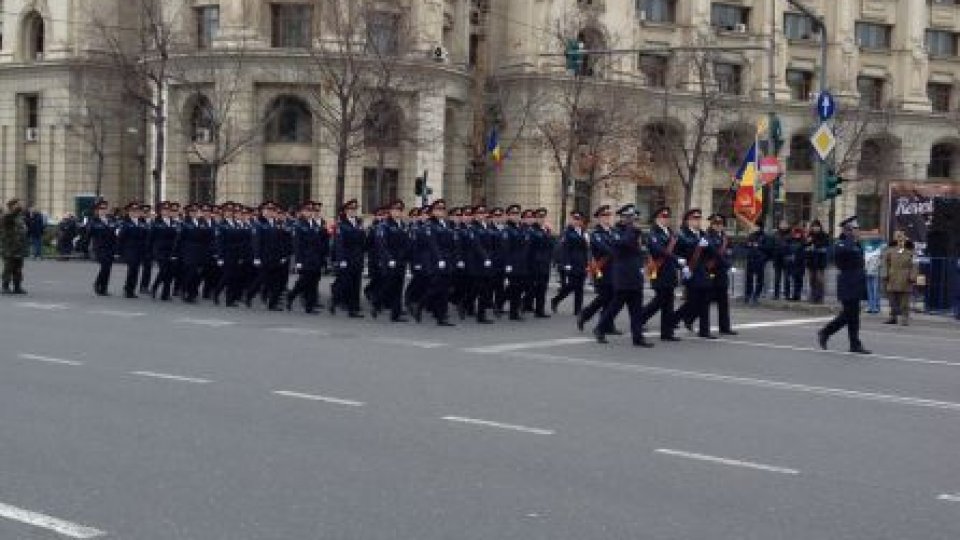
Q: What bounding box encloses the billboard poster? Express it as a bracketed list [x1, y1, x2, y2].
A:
[887, 182, 960, 255]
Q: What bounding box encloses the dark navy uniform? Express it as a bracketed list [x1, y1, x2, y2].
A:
[673, 209, 716, 339]
[806, 223, 830, 303]
[743, 226, 772, 303]
[464, 212, 495, 323]
[552, 217, 589, 315]
[149, 208, 179, 301]
[331, 202, 365, 316]
[117, 208, 149, 298]
[138, 206, 154, 294]
[638, 210, 680, 340]
[501, 210, 530, 321]
[526, 211, 554, 317]
[176, 211, 214, 303]
[578, 206, 615, 333]
[87, 206, 117, 296]
[706, 216, 736, 335]
[594, 205, 652, 347]
[419, 207, 456, 325]
[819, 217, 870, 354]
[784, 228, 806, 301]
[288, 209, 328, 313]
[374, 208, 409, 321]
[249, 214, 290, 311]
[213, 210, 247, 306]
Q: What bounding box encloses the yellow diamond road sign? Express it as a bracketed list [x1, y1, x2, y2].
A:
[811, 124, 836, 161]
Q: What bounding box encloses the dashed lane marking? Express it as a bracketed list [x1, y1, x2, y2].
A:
[372, 337, 446, 349]
[15, 302, 69, 311]
[173, 317, 236, 328]
[655, 448, 800, 475]
[731, 317, 833, 330]
[504, 351, 960, 413]
[717, 338, 960, 368]
[464, 337, 593, 354]
[937, 493, 960, 503]
[86, 309, 146, 318]
[0, 501, 105, 538]
[273, 390, 365, 407]
[442, 415, 555, 435]
[269, 327, 331, 337]
[130, 371, 213, 384]
[16, 353, 84, 367]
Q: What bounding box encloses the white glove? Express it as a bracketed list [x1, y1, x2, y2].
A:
[280, 258, 287, 264]
[682, 267, 692, 280]
[677, 258, 687, 267]
[295, 263, 303, 270]
[438, 260, 447, 270]
[338, 260, 348, 269]
[253, 258, 262, 267]
[505, 265, 513, 274]
[483, 260, 492, 268]
[217, 259, 224, 267]
[456, 261, 465, 269]
[413, 264, 422, 271]
[564, 265, 572, 271]
[698, 238, 709, 248]
[388, 260, 396, 268]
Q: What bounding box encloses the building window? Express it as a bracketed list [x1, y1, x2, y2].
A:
[926, 29, 958, 57]
[929, 143, 955, 178]
[928, 82, 952, 112]
[639, 54, 668, 87]
[468, 33, 481, 67]
[23, 10, 44, 61]
[362, 168, 399, 213]
[784, 192, 813, 225]
[25, 94, 39, 129]
[264, 96, 313, 143]
[189, 94, 215, 143]
[711, 3, 749, 31]
[715, 126, 751, 169]
[196, 6, 220, 49]
[189, 164, 216, 204]
[25, 164, 37, 207]
[787, 134, 813, 171]
[366, 11, 400, 54]
[857, 76, 885, 109]
[855, 22, 892, 50]
[636, 186, 666, 224]
[575, 28, 605, 77]
[271, 3, 312, 48]
[856, 194, 882, 231]
[574, 110, 601, 146]
[263, 165, 312, 209]
[364, 100, 402, 147]
[638, 0, 676, 23]
[786, 69, 813, 101]
[784, 13, 818, 41]
[714, 62, 742, 95]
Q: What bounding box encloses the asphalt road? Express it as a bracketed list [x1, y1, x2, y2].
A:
[1, 260, 958, 539]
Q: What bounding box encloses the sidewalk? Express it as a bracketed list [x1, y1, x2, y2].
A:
[746, 298, 960, 329]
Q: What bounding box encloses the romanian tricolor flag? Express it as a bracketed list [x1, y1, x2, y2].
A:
[733, 142, 763, 223]
[486, 128, 504, 171]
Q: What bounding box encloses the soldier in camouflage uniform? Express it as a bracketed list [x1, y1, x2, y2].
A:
[1, 198, 29, 294]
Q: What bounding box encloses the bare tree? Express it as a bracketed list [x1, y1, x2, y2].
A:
[91, 0, 184, 208]
[832, 102, 899, 193]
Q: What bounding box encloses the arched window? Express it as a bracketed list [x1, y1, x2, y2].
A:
[22, 10, 44, 61]
[787, 134, 813, 171]
[188, 94, 216, 143]
[642, 121, 683, 165]
[364, 100, 402, 147]
[576, 27, 605, 77]
[859, 136, 900, 180]
[929, 143, 956, 179]
[264, 96, 312, 143]
[715, 124, 752, 169]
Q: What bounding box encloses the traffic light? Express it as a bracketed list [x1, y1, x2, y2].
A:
[770, 115, 784, 155]
[825, 169, 844, 200]
[414, 176, 425, 196]
[564, 39, 584, 73]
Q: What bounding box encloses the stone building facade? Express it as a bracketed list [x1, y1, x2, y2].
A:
[1, 0, 959, 231]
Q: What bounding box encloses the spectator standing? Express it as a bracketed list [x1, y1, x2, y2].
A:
[743, 222, 771, 304]
[864, 242, 882, 314]
[805, 220, 830, 304]
[56, 213, 78, 259]
[25, 206, 46, 259]
[772, 220, 791, 300]
[882, 230, 918, 326]
[1, 198, 29, 294]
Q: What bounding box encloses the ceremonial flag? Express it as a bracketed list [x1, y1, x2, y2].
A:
[733, 142, 762, 223]
[486, 128, 504, 170]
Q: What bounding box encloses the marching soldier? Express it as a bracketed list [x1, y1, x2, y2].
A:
[673, 208, 716, 339]
[249, 201, 290, 312]
[502, 205, 530, 321]
[527, 208, 554, 318]
[287, 201, 328, 314]
[593, 204, 653, 348]
[364, 207, 385, 313]
[638, 206, 681, 341]
[331, 199, 365, 317]
[138, 204, 154, 295]
[706, 214, 737, 336]
[417, 199, 456, 326]
[404, 207, 428, 314]
[374, 200, 409, 322]
[117, 202, 149, 299]
[488, 207, 508, 316]
[818, 216, 871, 354]
[578, 205, 615, 333]
[88, 200, 117, 296]
[551, 211, 588, 316]
[465, 204, 496, 324]
[150, 202, 179, 301]
[176, 204, 212, 304]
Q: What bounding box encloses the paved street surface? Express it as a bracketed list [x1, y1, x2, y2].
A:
[2, 260, 959, 539]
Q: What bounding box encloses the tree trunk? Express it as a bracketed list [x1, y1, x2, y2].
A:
[95, 151, 105, 199]
[335, 144, 348, 214]
[152, 98, 165, 209]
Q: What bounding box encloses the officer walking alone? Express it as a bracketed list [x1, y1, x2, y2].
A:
[818, 216, 871, 354]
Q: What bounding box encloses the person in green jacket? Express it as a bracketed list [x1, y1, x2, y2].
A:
[1, 198, 29, 294]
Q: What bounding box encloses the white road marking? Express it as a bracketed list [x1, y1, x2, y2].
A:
[0, 501, 105, 538]
[442, 416, 555, 435]
[15, 302, 69, 311]
[655, 448, 800, 475]
[269, 327, 331, 337]
[732, 317, 833, 330]
[174, 317, 236, 327]
[938, 493, 960, 503]
[273, 390, 365, 407]
[464, 337, 593, 354]
[16, 353, 83, 366]
[373, 337, 446, 349]
[87, 309, 146, 318]
[506, 351, 960, 413]
[718, 338, 960, 368]
[130, 371, 212, 384]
